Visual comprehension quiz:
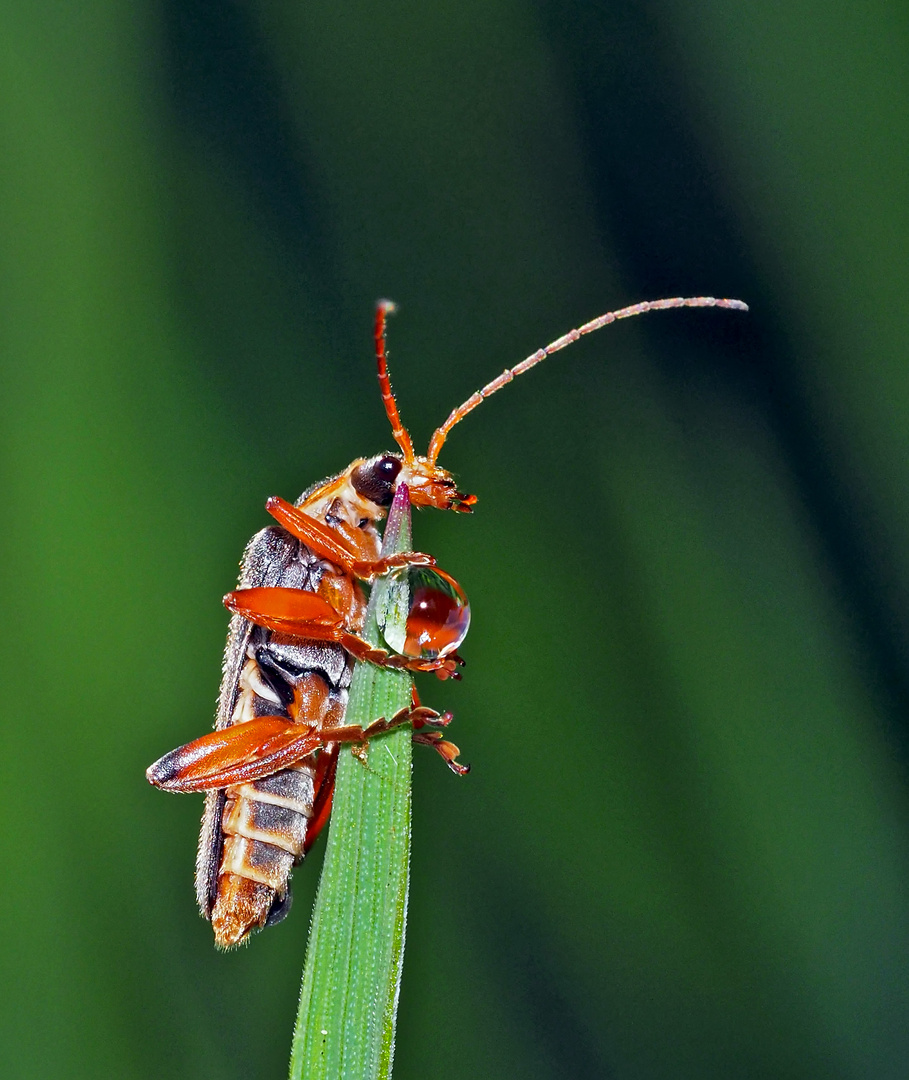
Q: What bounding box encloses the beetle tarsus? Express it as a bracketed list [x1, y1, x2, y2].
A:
[412, 730, 470, 775]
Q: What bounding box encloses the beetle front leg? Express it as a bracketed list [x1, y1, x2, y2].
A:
[265, 496, 436, 581]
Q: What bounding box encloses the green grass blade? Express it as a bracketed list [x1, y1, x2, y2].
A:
[290, 485, 414, 1080]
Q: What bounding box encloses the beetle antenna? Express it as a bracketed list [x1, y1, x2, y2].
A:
[426, 295, 748, 464]
[374, 300, 415, 463]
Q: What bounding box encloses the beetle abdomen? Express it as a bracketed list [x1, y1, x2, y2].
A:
[210, 764, 317, 946]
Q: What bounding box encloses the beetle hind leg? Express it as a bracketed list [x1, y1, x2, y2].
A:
[406, 685, 469, 774]
[412, 729, 470, 775]
[336, 690, 470, 776]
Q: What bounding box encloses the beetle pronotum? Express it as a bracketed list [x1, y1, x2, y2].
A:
[147, 294, 747, 947]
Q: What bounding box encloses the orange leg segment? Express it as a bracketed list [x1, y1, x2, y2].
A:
[326, 701, 469, 775]
[146, 716, 325, 793]
[224, 587, 343, 636]
[406, 685, 469, 775]
[303, 744, 338, 852]
[224, 587, 465, 679]
[265, 496, 436, 581]
[147, 701, 466, 796]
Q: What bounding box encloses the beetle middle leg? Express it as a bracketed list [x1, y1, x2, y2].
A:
[225, 587, 464, 679]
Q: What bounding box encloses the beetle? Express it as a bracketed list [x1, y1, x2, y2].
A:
[147, 294, 747, 948]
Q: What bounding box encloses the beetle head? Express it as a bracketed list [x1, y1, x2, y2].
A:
[349, 451, 476, 514]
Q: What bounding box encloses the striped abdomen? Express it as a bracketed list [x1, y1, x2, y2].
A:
[211, 764, 318, 946]
[201, 643, 352, 947]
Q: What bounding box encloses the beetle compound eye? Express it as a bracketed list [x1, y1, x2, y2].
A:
[376, 455, 401, 480]
[378, 566, 470, 660]
[351, 454, 403, 507]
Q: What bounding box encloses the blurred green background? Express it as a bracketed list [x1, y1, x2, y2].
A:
[2, 2, 908, 1078]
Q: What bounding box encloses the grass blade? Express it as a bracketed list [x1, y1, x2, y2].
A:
[290, 484, 414, 1080]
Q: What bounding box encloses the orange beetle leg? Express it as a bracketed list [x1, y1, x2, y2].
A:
[224, 586, 344, 637]
[226, 588, 463, 677]
[401, 684, 467, 772]
[146, 716, 325, 793]
[412, 730, 470, 775]
[308, 702, 442, 750]
[357, 550, 437, 581]
[266, 496, 436, 582]
[408, 706, 453, 729]
[406, 684, 454, 730]
[265, 496, 362, 572]
[322, 703, 468, 774]
[337, 630, 464, 680]
[303, 745, 338, 853]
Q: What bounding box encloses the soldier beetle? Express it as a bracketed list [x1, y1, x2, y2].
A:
[147, 294, 747, 947]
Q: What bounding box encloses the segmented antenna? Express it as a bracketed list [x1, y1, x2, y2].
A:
[374, 299, 415, 463]
[426, 295, 748, 464]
